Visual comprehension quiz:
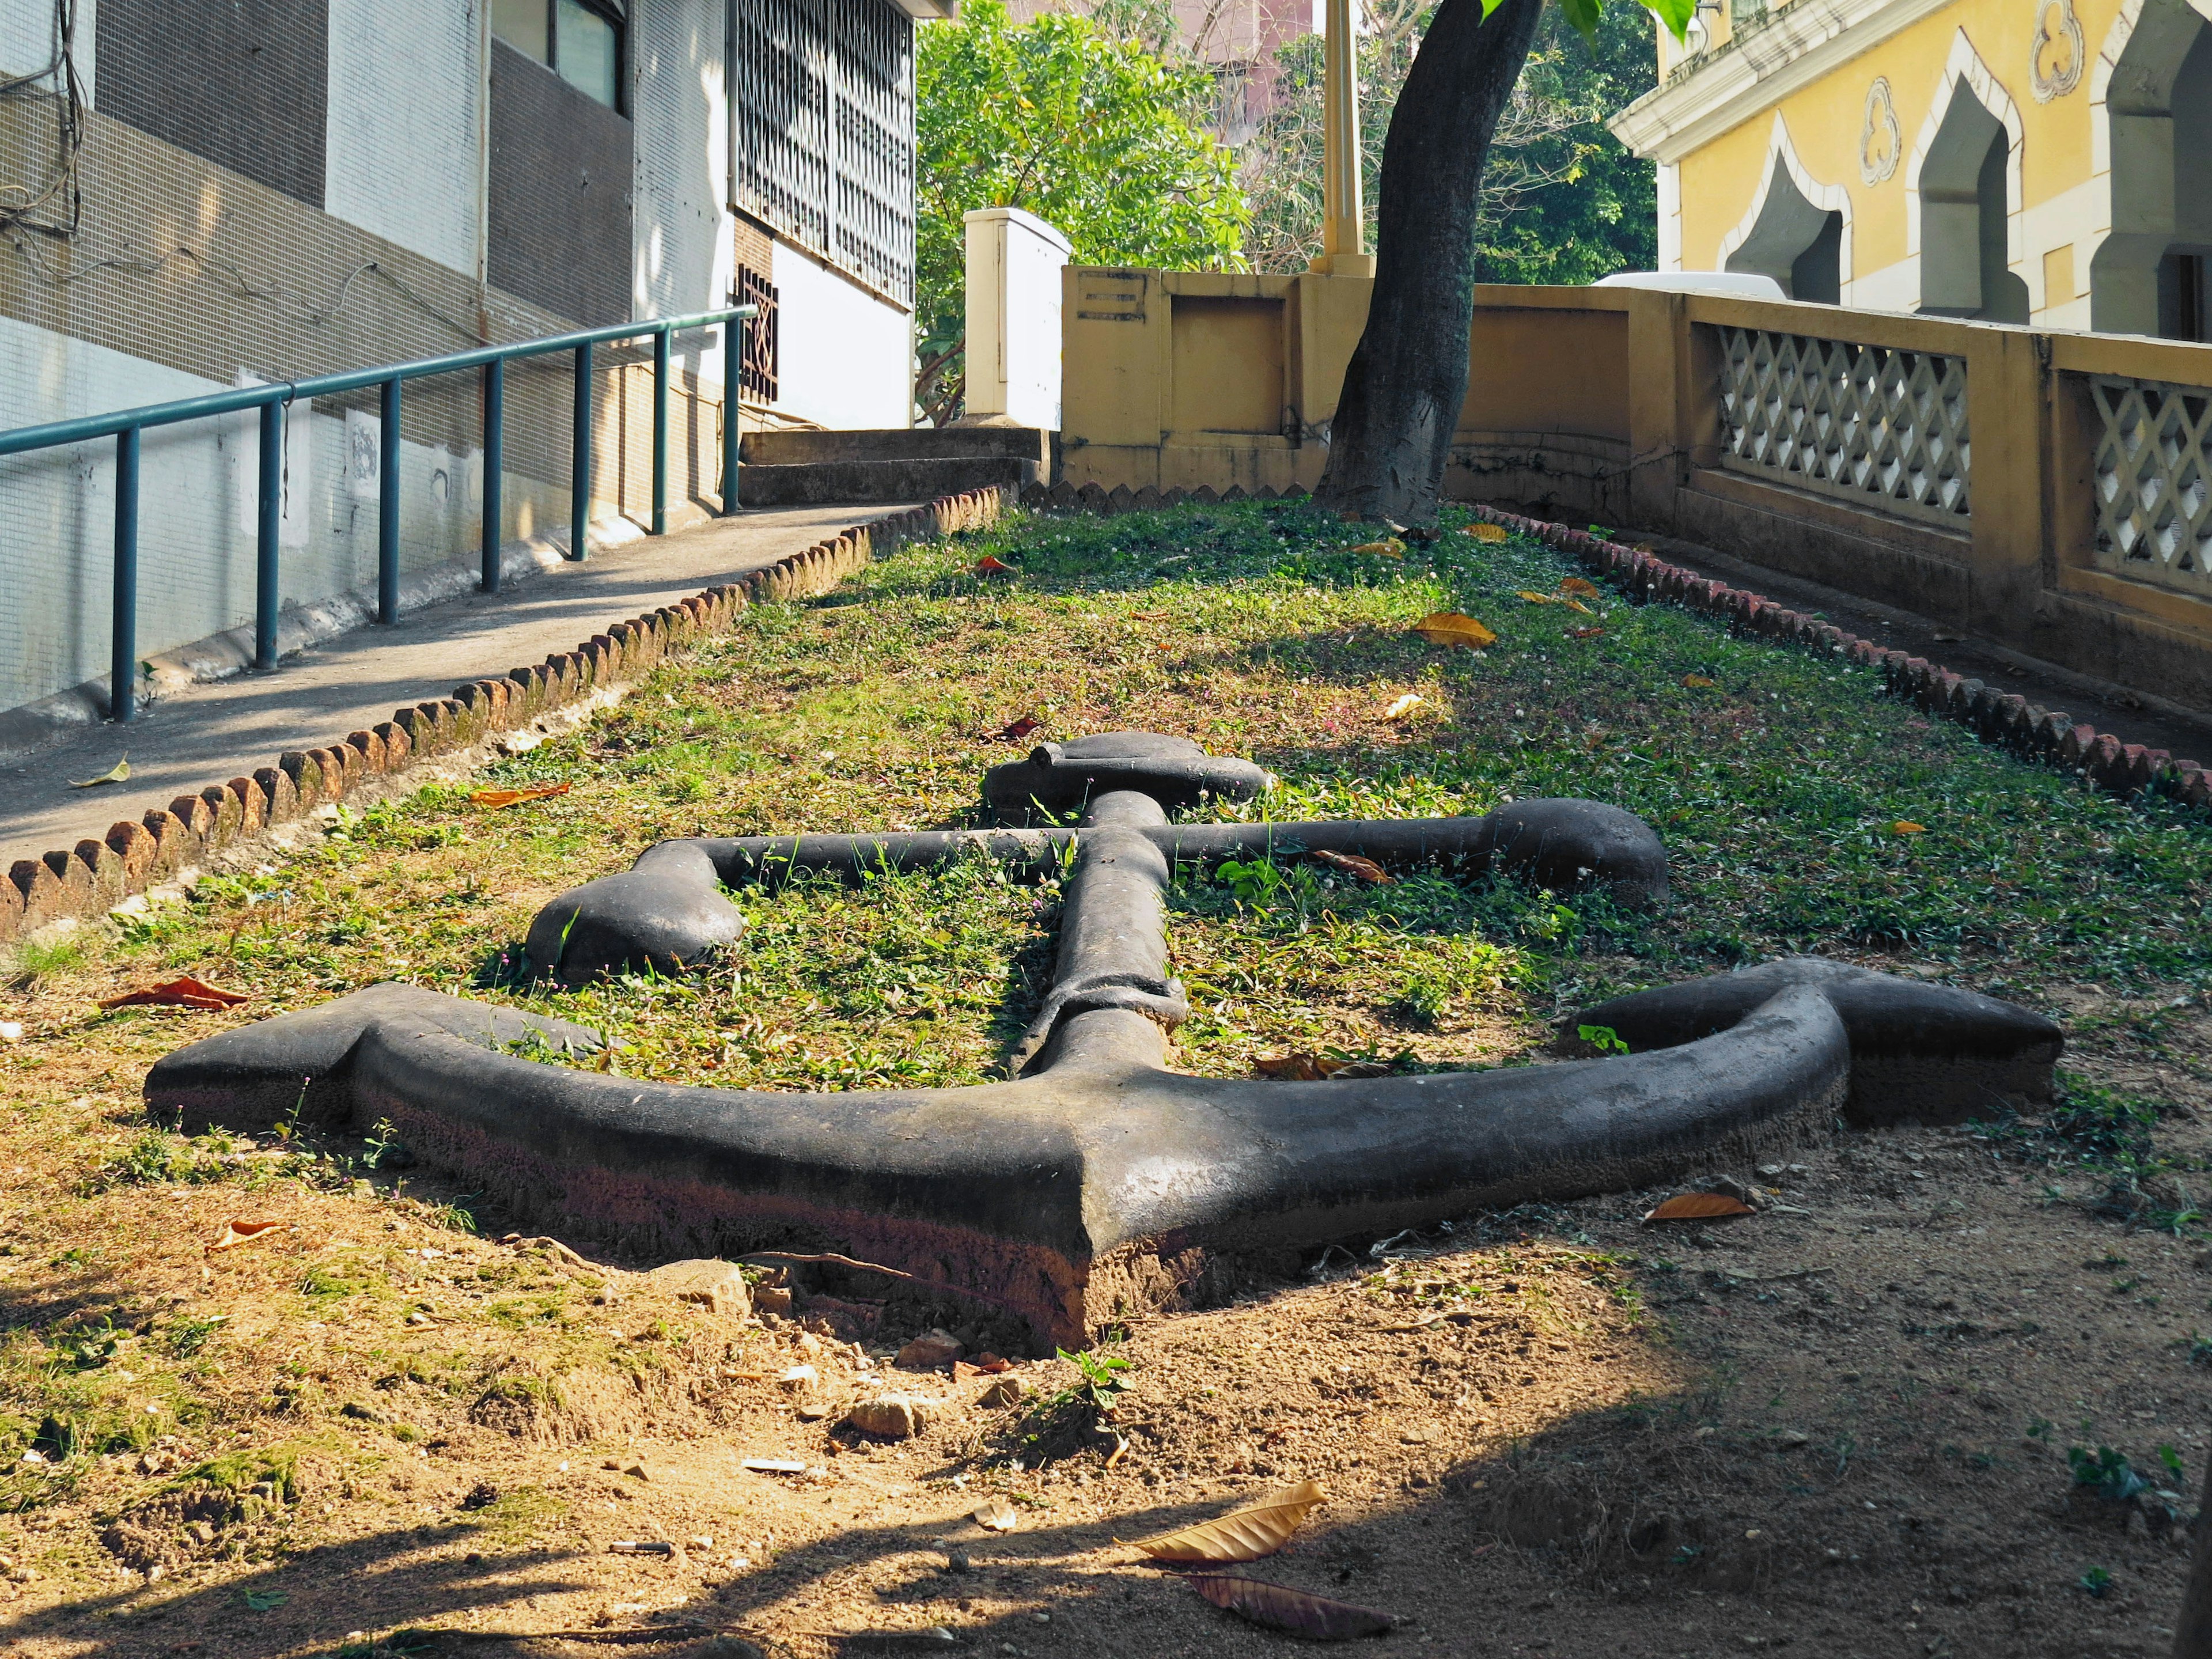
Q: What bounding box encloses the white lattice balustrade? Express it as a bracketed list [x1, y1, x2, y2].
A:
[1717, 328, 1972, 528]
[2091, 376, 2212, 598]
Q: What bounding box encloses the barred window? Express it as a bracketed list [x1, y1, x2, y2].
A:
[732, 0, 916, 309]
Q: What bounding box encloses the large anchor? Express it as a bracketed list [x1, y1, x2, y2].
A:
[147, 733, 2060, 1345]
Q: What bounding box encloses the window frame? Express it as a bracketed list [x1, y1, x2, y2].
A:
[493, 0, 629, 115]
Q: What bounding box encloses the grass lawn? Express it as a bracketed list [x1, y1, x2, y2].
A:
[1, 500, 2209, 1654]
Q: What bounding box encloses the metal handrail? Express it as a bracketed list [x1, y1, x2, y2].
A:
[0, 304, 758, 724]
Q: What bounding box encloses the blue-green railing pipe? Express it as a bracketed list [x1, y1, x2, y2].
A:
[571, 340, 593, 562]
[111, 426, 139, 724]
[652, 327, 670, 537]
[721, 313, 741, 514]
[256, 401, 284, 672]
[0, 305, 755, 714]
[482, 358, 504, 596]
[378, 377, 401, 624]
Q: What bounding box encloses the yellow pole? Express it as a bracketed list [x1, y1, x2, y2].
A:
[1313, 0, 1373, 276]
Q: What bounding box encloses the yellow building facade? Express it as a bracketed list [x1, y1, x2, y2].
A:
[1608, 0, 2212, 337]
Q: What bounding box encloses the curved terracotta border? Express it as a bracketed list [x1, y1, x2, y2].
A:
[0, 488, 1014, 945]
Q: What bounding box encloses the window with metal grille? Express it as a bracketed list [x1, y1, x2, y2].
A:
[732, 0, 916, 309]
[736, 266, 780, 400]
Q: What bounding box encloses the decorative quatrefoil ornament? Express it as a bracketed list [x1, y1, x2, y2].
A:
[148, 733, 2061, 1345]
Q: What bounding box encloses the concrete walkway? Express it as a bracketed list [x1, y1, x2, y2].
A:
[1, 503, 907, 876]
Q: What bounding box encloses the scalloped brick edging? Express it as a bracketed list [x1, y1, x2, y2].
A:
[1010, 478, 2211, 817]
[0, 487, 1013, 946]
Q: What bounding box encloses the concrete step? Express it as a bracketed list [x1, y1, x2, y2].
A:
[741, 425, 1052, 468]
[736, 454, 1037, 506]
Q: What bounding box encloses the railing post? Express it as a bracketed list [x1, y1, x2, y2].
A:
[111, 426, 139, 724]
[722, 310, 741, 515]
[378, 376, 401, 624]
[652, 324, 670, 536]
[482, 357, 504, 594]
[256, 399, 283, 671]
[571, 340, 593, 561]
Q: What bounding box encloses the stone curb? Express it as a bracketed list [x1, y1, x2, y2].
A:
[0, 488, 1013, 946]
[1010, 479, 2209, 819]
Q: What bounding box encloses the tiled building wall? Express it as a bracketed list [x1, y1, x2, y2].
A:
[487, 37, 633, 327]
[324, 0, 483, 275]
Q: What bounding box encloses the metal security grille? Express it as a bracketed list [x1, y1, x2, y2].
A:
[732, 0, 915, 308]
[1716, 327, 1971, 528]
[2092, 374, 2212, 596]
[736, 266, 780, 400]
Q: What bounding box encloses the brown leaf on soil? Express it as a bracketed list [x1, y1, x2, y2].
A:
[1681, 674, 1716, 688]
[1410, 613, 1497, 650]
[974, 555, 1016, 575]
[469, 782, 572, 809]
[1187, 1574, 1395, 1639]
[1642, 1192, 1757, 1223]
[1137, 1479, 1327, 1563]
[1567, 626, 1606, 640]
[1255, 1052, 1328, 1081]
[1349, 540, 1404, 559]
[972, 1498, 1020, 1532]
[1891, 820, 1927, 835]
[990, 714, 1043, 744]
[1310, 850, 1391, 885]
[1558, 577, 1599, 598]
[98, 976, 251, 1012]
[1465, 522, 1509, 543]
[1516, 589, 1559, 605]
[207, 1220, 285, 1253]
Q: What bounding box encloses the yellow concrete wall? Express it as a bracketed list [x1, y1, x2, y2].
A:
[1668, 0, 2125, 326]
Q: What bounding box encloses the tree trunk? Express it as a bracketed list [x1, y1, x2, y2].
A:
[2175, 1450, 2212, 1657]
[1316, 0, 1549, 522]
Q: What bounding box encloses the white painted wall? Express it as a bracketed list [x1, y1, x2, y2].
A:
[324, 0, 483, 275]
[632, 0, 735, 381]
[964, 207, 1069, 429]
[771, 242, 914, 429]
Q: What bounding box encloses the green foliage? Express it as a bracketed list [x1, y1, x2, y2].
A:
[1578, 1022, 1630, 1055]
[2066, 1444, 2150, 1503]
[2077, 1565, 2113, 1599]
[1055, 1343, 1134, 1415]
[1247, 0, 1661, 285]
[916, 0, 1246, 421]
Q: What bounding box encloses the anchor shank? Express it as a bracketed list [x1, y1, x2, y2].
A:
[1010, 790, 1186, 1075]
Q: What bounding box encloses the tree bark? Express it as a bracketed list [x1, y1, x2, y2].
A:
[2174, 1449, 2212, 1657]
[1316, 0, 1550, 522]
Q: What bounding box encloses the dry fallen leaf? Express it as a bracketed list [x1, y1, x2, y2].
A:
[1567, 626, 1606, 640]
[1410, 612, 1497, 650]
[99, 976, 251, 1012]
[1891, 820, 1927, 835]
[1642, 1193, 1757, 1224]
[991, 714, 1043, 744]
[1255, 1052, 1328, 1082]
[974, 555, 1016, 575]
[1137, 1480, 1327, 1563]
[1465, 522, 1509, 543]
[1516, 589, 1559, 605]
[1187, 1574, 1395, 1639]
[1681, 674, 1716, 688]
[469, 782, 571, 809]
[1310, 850, 1391, 885]
[1562, 597, 1597, 616]
[208, 1220, 285, 1253]
[70, 755, 129, 788]
[1382, 692, 1424, 721]
[1558, 577, 1599, 598]
[1349, 539, 1404, 559]
[972, 1499, 1020, 1533]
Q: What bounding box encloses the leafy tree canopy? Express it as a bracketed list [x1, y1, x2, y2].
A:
[915, 0, 1248, 423]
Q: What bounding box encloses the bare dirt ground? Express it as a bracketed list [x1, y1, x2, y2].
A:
[0, 978, 2204, 1659]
